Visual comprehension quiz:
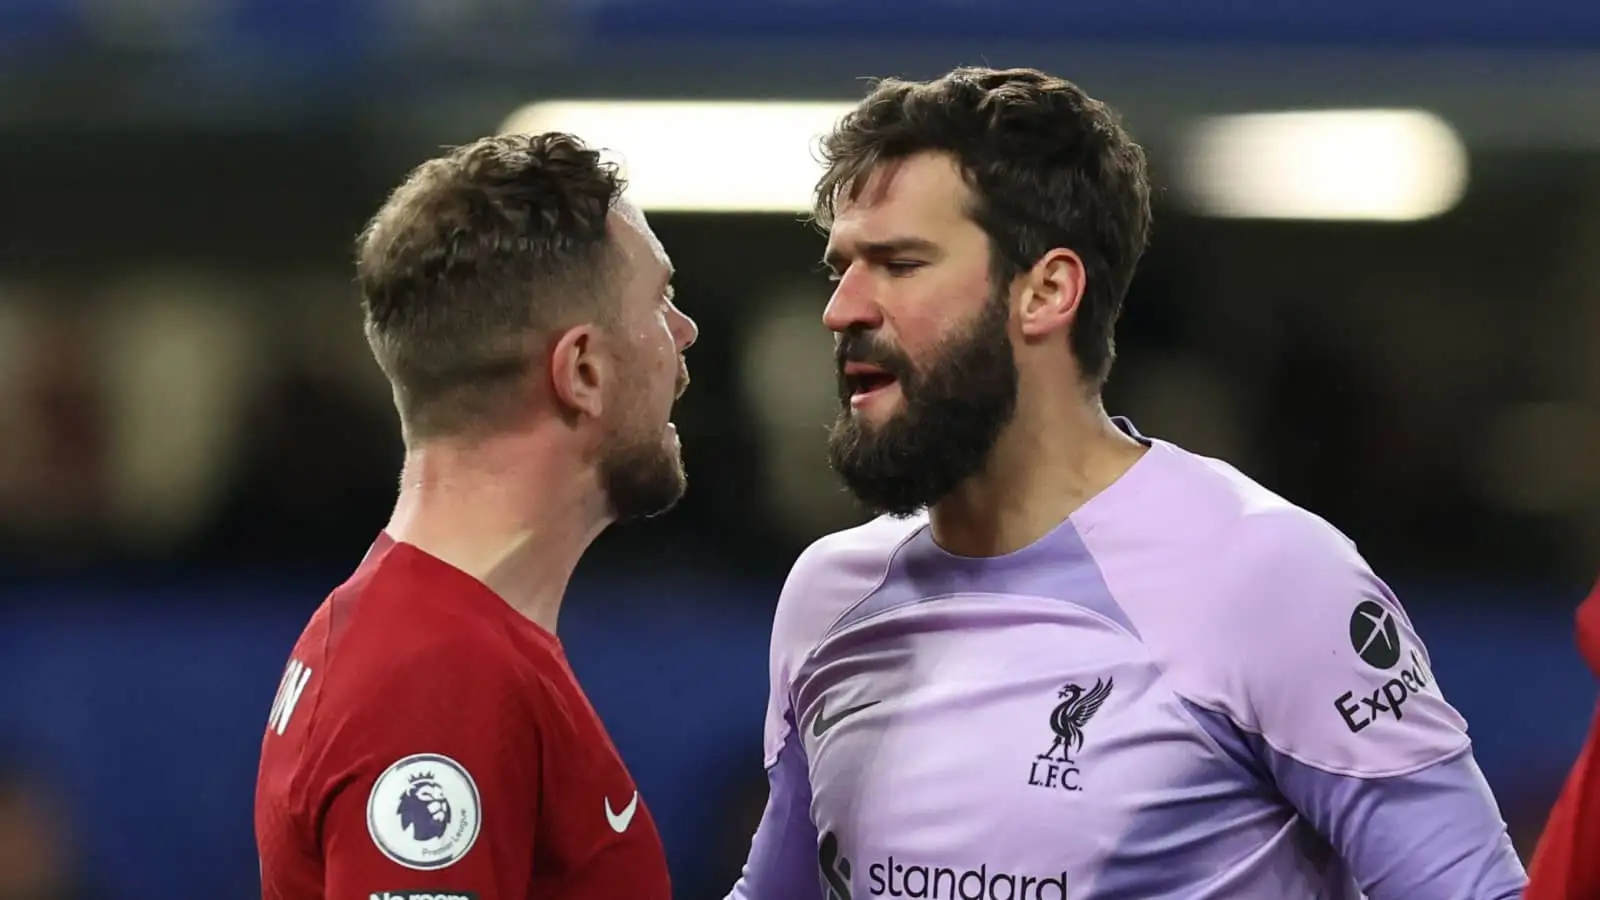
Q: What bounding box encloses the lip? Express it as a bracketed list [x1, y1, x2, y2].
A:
[840, 359, 901, 410]
[849, 379, 900, 410]
[843, 361, 890, 378]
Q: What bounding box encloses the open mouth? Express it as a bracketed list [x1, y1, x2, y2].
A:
[842, 362, 900, 407]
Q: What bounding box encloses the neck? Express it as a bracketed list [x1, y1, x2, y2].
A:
[929, 397, 1146, 558]
[382, 428, 611, 634]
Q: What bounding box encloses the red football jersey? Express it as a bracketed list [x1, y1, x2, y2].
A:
[255, 533, 672, 900]
[1527, 577, 1600, 900]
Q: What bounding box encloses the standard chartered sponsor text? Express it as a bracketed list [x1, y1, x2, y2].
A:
[867, 856, 1069, 899]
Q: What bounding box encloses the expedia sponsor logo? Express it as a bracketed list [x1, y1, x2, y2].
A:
[368, 892, 477, 900]
[866, 858, 1069, 900]
[1348, 600, 1401, 670]
[1335, 649, 1434, 734]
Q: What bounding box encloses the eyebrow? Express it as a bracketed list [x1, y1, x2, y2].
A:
[822, 236, 943, 271]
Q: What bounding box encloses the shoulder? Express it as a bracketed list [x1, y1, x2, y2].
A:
[773, 513, 928, 660]
[337, 543, 559, 691]
[757, 513, 926, 758]
[1143, 455, 1468, 775]
[784, 512, 930, 596]
[1216, 498, 1373, 616]
[1143, 443, 1392, 673]
[1183, 498, 1395, 692]
[1130, 441, 1378, 630]
[1575, 577, 1600, 675]
[319, 589, 553, 740]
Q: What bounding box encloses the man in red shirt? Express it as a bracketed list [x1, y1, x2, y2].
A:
[1527, 576, 1600, 900]
[255, 131, 698, 900]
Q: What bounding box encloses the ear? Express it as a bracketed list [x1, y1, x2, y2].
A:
[548, 324, 607, 419]
[1016, 248, 1086, 341]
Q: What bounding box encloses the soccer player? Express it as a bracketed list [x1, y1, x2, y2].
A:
[727, 67, 1527, 899]
[1526, 576, 1600, 899]
[255, 132, 696, 900]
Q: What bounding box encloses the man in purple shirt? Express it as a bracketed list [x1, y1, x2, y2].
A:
[726, 66, 1527, 899]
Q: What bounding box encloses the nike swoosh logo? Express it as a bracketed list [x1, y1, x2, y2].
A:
[606, 791, 639, 833]
[812, 700, 880, 738]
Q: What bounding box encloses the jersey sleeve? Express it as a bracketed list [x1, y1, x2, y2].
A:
[725, 541, 843, 900]
[1210, 511, 1526, 899]
[724, 713, 822, 900]
[316, 643, 541, 898]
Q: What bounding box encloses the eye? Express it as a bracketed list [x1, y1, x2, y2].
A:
[885, 260, 924, 277]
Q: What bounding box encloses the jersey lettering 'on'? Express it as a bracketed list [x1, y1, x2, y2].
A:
[266, 658, 313, 737]
[727, 418, 1527, 900]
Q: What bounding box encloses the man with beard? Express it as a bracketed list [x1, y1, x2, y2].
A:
[255, 132, 695, 900]
[726, 67, 1525, 899]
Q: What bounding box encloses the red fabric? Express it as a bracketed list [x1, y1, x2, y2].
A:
[1527, 577, 1600, 900]
[256, 534, 671, 900]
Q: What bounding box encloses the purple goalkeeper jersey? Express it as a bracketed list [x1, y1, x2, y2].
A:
[727, 419, 1526, 900]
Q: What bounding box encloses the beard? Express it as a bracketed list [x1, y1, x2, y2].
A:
[599, 423, 686, 522]
[827, 285, 1019, 518]
[599, 361, 691, 523]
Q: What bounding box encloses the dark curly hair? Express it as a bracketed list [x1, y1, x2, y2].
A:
[356, 131, 627, 441]
[815, 67, 1152, 390]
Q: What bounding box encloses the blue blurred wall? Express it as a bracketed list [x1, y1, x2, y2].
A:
[11, 0, 1600, 79]
[0, 579, 1593, 899]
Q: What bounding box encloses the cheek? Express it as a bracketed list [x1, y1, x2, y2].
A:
[632, 313, 676, 365]
[614, 337, 673, 414]
[889, 270, 990, 339]
[646, 321, 680, 381]
[883, 308, 947, 366]
[921, 272, 998, 342]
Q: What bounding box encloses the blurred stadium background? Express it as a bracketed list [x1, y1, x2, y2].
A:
[3, 0, 1600, 897]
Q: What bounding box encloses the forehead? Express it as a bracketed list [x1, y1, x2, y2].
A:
[825, 152, 976, 250]
[609, 198, 671, 276]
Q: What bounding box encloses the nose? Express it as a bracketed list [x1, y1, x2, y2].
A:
[821, 265, 883, 335]
[668, 302, 698, 352]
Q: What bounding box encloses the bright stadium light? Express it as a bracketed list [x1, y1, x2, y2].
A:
[499, 100, 857, 213]
[1178, 109, 1469, 222]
